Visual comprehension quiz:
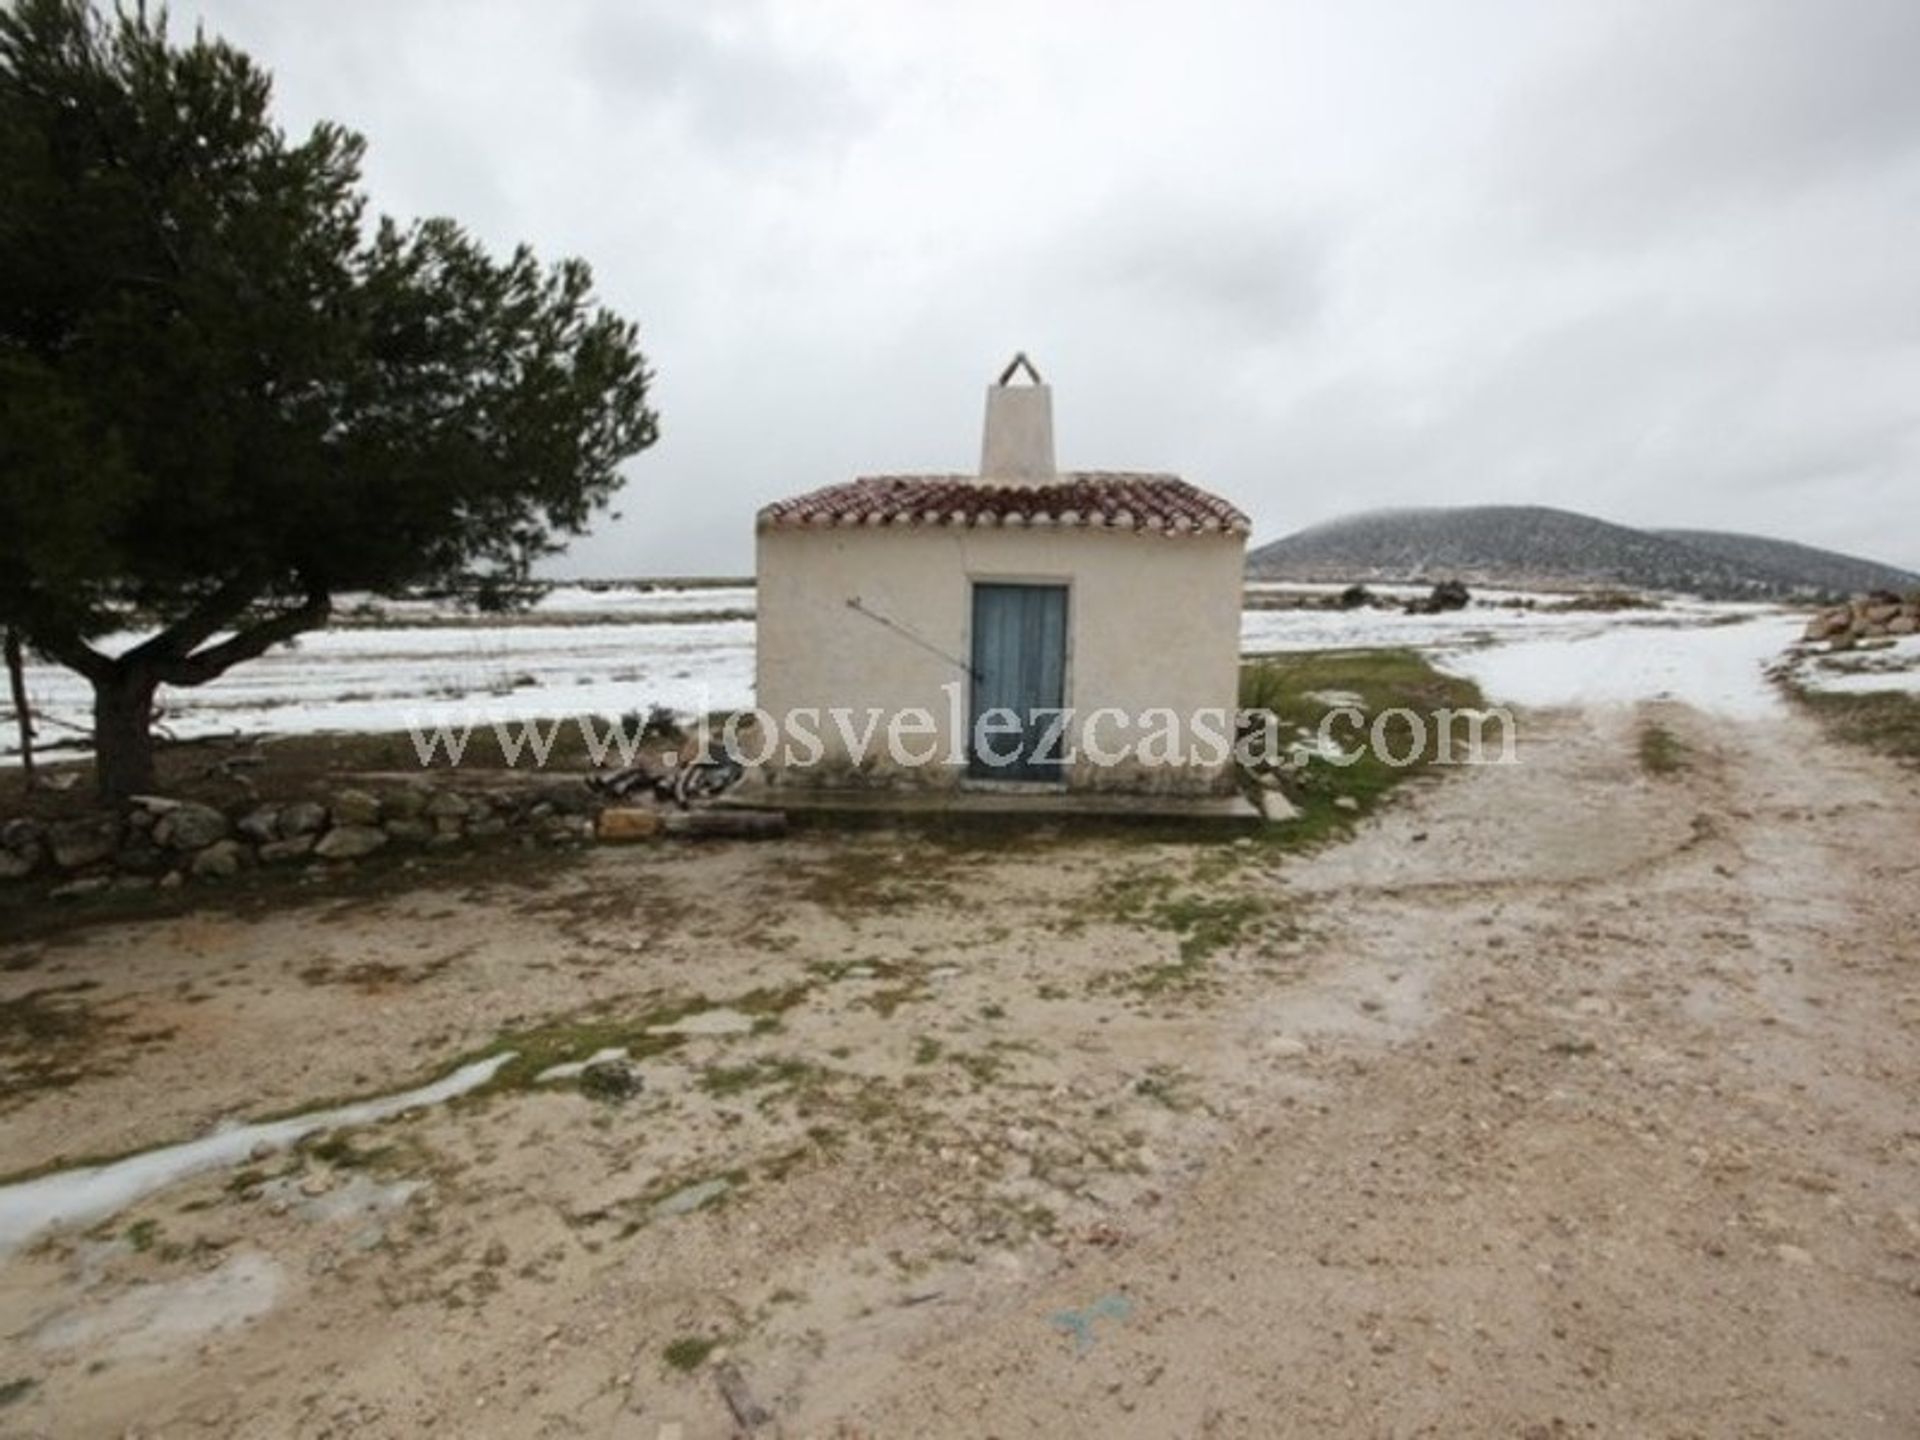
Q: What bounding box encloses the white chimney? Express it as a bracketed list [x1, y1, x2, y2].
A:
[979, 352, 1055, 484]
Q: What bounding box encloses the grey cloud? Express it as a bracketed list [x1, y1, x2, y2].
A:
[1506, 0, 1920, 239]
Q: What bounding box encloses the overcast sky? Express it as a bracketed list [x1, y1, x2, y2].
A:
[178, 0, 1920, 575]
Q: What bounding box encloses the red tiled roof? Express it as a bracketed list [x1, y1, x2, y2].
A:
[757, 473, 1250, 537]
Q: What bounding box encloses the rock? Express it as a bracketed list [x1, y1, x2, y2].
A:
[314, 825, 389, 860]
[468, 816, 508, 838]
[423, 790, 470, 820]
[48, 815, 122, 869]
[383, 818, 434, 844]
[579, 1058, 643, 1102]
[329, 789, 382, 826]
[1889, 615, 1918, 636]
[1267, 1035, 1310, 1059]
[0, 819, 45, 879]
[539, 813, 593, 842]
[1775, 1243, 1815, 1267]
[1333, 796, 1361, 813]
[432, 815, 465, 837]
[157, 870, 184, 890]
[191, 839, 247, 879]
[300, 1171, 334, 1197]
[1257, 788, 1299, 823]
[381, 787, 428, 821]
[599, 814, 660, 844]
[115, 842, 172, 877]
[279, 801, 329, 837]
[535, 781, 597, 817]
[51, 875, 112, 899]
[258, 834, 317, 863]
[236, 805, 283, 843]
[154, 803, 229, 852]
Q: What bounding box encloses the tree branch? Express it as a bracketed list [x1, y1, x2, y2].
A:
[26, 620, 115, 685]
[120, 574, 261, 667]
[154, 587, 331, 687]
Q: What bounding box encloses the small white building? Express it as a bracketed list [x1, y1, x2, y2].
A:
[753, 357, 1250, 796]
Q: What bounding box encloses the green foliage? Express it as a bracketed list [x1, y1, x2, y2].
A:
[1236, 648, 1492, 847]
[0, 1, 657, 794]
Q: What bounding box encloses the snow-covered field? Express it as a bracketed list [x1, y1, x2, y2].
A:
[1, 582, 1897, 764]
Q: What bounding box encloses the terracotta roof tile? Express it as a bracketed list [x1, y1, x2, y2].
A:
[757, 473, 1250, 537]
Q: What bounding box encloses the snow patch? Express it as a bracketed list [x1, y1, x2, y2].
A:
[0, 1053, 514, 1257]
[1438, 615, 1803, 718]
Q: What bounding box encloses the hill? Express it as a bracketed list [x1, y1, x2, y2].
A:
[1247, 505, 1919, 599]
[1652, 529, 1920, 599]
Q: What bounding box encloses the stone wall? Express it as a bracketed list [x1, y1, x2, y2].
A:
[0, 779, 603, 898]
[1802, 591, 1920, 648]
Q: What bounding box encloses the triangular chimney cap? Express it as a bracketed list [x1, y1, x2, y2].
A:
[997, 352, 1044, 386]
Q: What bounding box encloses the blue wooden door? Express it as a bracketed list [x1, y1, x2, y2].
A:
[969, 583, 1068, 781]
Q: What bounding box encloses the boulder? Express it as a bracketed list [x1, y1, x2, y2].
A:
[190, 839, 247, 880]
[279, 801, 329, 837]
[313, 824, 388, 860]
[1889, 615, 1918, 636]
[258, 835, 317, 864]
[328, 789, 382, 826]
[48, 815, 121, 870]
[0, 819, 46, 879]
[579, 1059, 643, 1103]
[383, 818, 434, 845]
[423, 790, 470, 820]
[154, 803, 229, 852]
[236, 804, 283, 843]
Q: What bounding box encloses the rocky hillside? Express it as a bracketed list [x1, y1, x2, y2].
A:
[1248, 505, 1920, 599]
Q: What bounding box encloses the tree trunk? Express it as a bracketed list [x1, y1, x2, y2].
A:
[93, 668, 158, 803]
[4, 628, 32, 788]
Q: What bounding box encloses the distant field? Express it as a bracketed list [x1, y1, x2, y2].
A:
[3, 580, 1891, 768]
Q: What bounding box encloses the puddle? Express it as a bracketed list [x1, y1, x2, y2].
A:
[0, 1053, 514, 1256]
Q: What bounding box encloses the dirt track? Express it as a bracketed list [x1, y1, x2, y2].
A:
[2, 701, 1917, 1437]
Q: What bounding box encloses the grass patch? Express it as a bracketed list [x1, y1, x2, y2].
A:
[0, 981, 127, 1105]
[1636, 722, 1688, 776]
[1789, 685, 1920, 765]
[1236, 648, 1490, 847]
[662, 1336, 719, 1372]
[699, 1055, 817, 1097]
